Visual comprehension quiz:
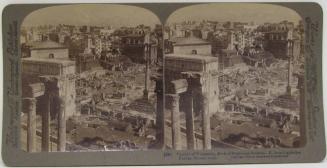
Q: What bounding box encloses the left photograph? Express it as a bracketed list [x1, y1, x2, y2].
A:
[20, 4, 163, 152]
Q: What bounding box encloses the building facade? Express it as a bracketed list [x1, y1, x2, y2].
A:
[165, 54, 220, 115]
[171, 37, 212, 56]
[22, 41, 77, 118]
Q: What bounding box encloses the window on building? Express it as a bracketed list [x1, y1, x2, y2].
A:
[181, 63, 185, 69]
[191, 50, 197, 54]
[49, 53, 54, 59]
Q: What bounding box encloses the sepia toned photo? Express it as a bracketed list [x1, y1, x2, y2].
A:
[1, 1, 325, 166]
[20, 4, 163, 152]
[20, 3, 305, 153]
[163, 3, 305, 150]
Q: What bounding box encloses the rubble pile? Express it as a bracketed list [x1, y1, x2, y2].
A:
[67, 114, 156, 151]
[213, 59, 301, 148]
[66, 61, 159, 151]
[219, 60, 297, 101]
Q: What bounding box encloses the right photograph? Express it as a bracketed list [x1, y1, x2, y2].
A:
[163, 3, 305, 150]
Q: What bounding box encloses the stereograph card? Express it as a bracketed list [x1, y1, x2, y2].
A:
[1, 2, 326, 166]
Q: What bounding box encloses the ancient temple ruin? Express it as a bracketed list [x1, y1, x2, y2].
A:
[162, 54, 220, 150]
[21, 41, 76, 152]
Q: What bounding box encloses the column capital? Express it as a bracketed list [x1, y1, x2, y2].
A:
[166, 93, 180, 100]
[39, 76, 61, 93]
[166, 79, 188, 94]
[39, 75, 59, 83]
[22, 97, 37, 101]
[152, 76, 163, 94]
[181, 71, 210, 88]
[295, 73, 305, 89]
[22, 83, 45, 98]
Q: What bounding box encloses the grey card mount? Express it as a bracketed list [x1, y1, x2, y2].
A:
[1, 2, 326, 166]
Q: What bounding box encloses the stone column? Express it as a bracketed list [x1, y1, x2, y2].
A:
[154, 78, 165, 149]
[286, 56, 292, 95]
[143, 55, 149, 99]
[25, 98, 37, 152]
[286, 40, 293, 96]
[185, 89, 195, 149]
[143, 35, 150, 100]
[168, 94, 181, 150]
[57, 97, 66, 152]
[41, 93, 51, 152]
[201, 92, 211, 149]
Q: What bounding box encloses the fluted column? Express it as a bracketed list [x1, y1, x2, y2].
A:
[185, 89, 195, 149]
[168, 94, 181, 150]
[286, 40, 294, 96]
[41, 93, 51, 151]
[155, 78, 165, 148]
[25, 98, 37, 152]
[57, 97, 66, 152]
[143, 34, 150, 100]
[201, 92, 211, 149]
[286, 56, 292, 95]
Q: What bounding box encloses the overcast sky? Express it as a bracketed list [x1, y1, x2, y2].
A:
[22, 3, 302, 28]
[22, 4, 160, 28]
[167, 3, 302, 25]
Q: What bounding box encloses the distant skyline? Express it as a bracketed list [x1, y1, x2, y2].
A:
[167, 3, 302, 25]
[22, 3, 302, 29]
[22, 4, 160, 28]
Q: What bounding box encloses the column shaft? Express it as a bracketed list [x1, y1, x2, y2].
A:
[185, 90, 195, 149]
[26, 98, 37, 152]
[155, 85, 165, 148]
[170, 94, 181, 150]
[143, 45, 150, 99]
[57, 97, 66, 152]
[286, 41, 293, 96]
[41, 93, 51, 151]
[286, 56, 292, 95]
[202, 93, 211, 149]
